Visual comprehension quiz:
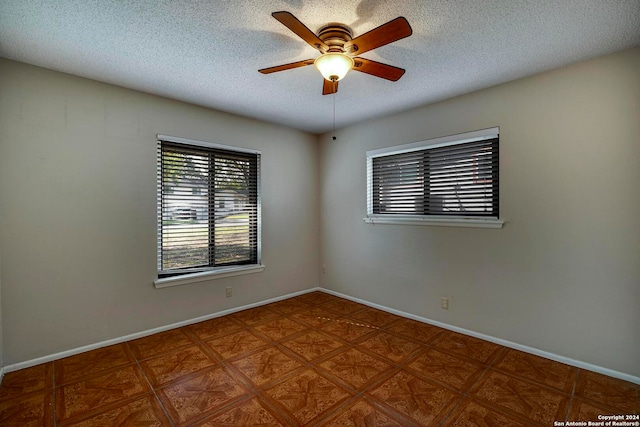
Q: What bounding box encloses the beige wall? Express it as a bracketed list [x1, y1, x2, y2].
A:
[0, 59, 320, 365]
[0, 254, 3, 369]
[319, 48, 640, 377]
[1, 48, 639, 378]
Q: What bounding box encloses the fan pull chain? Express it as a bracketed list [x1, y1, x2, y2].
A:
[332, 91, 337, 140]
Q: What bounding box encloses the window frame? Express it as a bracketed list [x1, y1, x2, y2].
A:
[365, 127, 504, 228]
[154, 134, 263, 288]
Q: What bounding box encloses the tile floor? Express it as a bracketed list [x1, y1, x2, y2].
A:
[0, 291, 638, 426]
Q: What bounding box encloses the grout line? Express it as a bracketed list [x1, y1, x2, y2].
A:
[464, 365, 491, 398]
[437, 397, 465, 427]
[309, 393, 360, 427]
[127, 342, 176, 427]
[565, 368, 581, 423]
[52, 362, 57, 427]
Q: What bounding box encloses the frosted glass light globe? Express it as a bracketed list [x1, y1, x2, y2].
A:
[314, 53, 354, 81]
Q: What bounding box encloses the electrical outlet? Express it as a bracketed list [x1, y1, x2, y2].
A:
[440, 297, 449, 310]
[322, 264, 327, 273]
[226, 287, 232, 298]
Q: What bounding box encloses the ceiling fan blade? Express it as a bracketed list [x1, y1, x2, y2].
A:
[322, 79, 338, 95]
[344, 17, 412, 55]
[352, 57, 405, 81]
[272, 11, 329, 52]
[258, 59, 315, 74]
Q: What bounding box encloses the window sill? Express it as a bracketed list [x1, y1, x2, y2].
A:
[154, 264, 266, 289]
[363, 216, 504, 229]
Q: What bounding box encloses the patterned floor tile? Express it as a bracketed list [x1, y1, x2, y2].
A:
[281, 330, 345, 361]
[385, 318, 445, 344]
[128, 328, 194, 360]
[368, 370, 459, 426]
[318, 348, 393, 390]
[2, 294, 637, 427]
[567, 397, 629, 424]
[320, 299, 366, 316]
[574, 370, 640, 413]
[252, 318, 307, 341]
[206, 329, 269, 360]
[231, 307, 282, 326]
[55, 344, 135, 385]
[469, 370, 570, 425]
[494, 349, 577, 392]
[61, 395, 171, 426]
[294, 291, 338, 305]
[157, 366, 247, 425]
[0, 363, 52, 401]
[232, 346, 304, 388]
[264, 369, 352, 425]
[289, 307, 337, 327]
[407, 348, 484, 392]
[265, 298, 311, 315]
[0, 392, 54, 427]
[195, 396, 286, 426]
[316, 397, 408, 426]
[186, 316, 243, 341]
[319, 318, 378, 342]
[348, 307, 402, 328]
[140, 345, 217, 386]
[434, 332, 503, 364]
[357, 331, 423, 363]
[442, 398, 536, 427]
[56, 365, 149, 423]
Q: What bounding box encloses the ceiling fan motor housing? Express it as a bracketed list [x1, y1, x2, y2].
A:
[317, 23, 354, 53]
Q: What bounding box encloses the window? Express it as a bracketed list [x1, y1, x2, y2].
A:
[366, 128, 502, 227]
[157, 135, 260, 279]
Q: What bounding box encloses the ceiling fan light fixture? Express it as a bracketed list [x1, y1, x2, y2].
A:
[314, 53, 354, 82]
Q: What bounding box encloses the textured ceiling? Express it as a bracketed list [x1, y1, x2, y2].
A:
[1, 1, 639, 134]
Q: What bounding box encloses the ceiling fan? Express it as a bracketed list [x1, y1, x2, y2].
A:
[259, 11, 412, 95]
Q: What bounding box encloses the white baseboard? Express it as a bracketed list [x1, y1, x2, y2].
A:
[319, 288, 640, 386]
[2, 285, 638, 386]
[1, 287, 321, 376]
